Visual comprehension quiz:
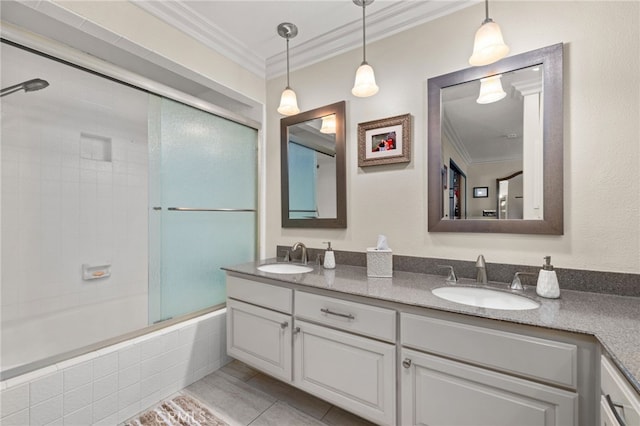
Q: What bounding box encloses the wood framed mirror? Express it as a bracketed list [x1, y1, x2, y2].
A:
[281, 101, 346, 228]
[428, 43, 564, 234]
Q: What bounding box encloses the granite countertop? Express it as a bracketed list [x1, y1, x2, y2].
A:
[223, 260, 640, 394]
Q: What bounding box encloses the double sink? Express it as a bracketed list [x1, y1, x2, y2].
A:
[257, 262, 540, 311]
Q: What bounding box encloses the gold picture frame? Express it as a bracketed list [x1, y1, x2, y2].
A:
[358, 113, 411, 167]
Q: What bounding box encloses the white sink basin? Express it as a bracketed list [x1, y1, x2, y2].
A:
[431, 286, 540, 310]
[257, 263, 314, 274]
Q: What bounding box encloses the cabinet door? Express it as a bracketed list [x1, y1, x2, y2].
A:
[227, 299, 292, 381]
[400, 348, 577, 426]
[294, 320, 395, 426]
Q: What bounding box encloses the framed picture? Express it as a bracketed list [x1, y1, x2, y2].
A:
[358, 113, 411, 167]
[473, 187, 489, 198]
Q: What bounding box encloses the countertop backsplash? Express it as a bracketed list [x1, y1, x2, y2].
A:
[276, 245, 640, 297]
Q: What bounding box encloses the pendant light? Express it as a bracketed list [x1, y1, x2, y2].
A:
[476, 74, 507, 104]
[469, 0, 509, 66]
[320, 114, 336, 134]
[277, 23, 300, 116]
[351, 0, 379, 97]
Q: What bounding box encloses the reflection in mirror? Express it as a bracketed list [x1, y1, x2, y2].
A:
[281, 101, 346, 228]
[428, 43, 563, 234]
[442, 65, 542, 220]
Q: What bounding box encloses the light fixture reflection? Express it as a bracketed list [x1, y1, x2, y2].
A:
[352, 0, 379, 97]
[476, 74, 507, 104]
[277, 23, 300, 116]
[320, 115, 336, 134]
[469, 0, 509, 66]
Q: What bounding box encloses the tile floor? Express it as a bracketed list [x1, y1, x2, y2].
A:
[179, 360, 376, 426]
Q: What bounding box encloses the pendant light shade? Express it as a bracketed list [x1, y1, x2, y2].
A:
[278, 88, 300, 116]
[352, 0, 378, 97]
[320, 114, 336, 134]
[277, 23, 300, 116]
[469, 0, 509, 66]
[476, 74, 507, 104]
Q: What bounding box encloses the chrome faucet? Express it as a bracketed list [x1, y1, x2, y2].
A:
[476, 255, 488, 284]
[291, 242, 308, 265]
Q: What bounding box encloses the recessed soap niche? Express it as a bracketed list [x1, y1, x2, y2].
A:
[80, 132, 112, 162]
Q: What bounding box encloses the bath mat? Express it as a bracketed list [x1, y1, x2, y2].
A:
[125, 394, 228, 426]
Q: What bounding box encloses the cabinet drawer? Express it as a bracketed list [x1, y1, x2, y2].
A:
[295, 291, 396, 342]
[601, 355, 640, 425]
[227, 275, 292, 314]
[401, 313, 577, 388]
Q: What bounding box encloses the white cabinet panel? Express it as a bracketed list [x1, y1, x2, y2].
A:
[401, 348, 577, 426]
[226, 299, 292, 381]
[295, 291, 396, 342]
[401, 312, 578, 388]
[294, 320, 395, 426]
[227, 275, 292, 314]
[601, 356, 640, 426]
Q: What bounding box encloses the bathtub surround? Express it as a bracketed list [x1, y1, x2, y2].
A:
[277, 246, 640, 297]
[0, 310, 229, 426]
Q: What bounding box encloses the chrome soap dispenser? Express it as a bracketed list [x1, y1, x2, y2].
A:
[323, 241, 336, 269]
[536, 256, 560, 299]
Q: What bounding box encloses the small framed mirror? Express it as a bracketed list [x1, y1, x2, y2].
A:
[281, 101, 346, 228]
[428, 43, 563, 234]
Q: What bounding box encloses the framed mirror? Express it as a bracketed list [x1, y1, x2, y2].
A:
[281, 101, 346, 228]
[428, 43, 563, 234]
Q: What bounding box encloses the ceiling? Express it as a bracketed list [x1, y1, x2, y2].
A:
[133, 0, 477, 79]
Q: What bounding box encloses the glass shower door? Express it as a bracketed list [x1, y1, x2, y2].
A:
[149, 96, 257, 323]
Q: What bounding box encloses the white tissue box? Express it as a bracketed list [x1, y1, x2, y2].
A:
[367, 248, 393, 277]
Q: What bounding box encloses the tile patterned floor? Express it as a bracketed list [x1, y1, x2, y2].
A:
[181, 360, 377, 426]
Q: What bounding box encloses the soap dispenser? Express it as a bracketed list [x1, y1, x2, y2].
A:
[536, 256, 560, 299]
[322, 241, 336, 269]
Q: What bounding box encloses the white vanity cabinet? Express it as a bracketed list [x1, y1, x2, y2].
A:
[400, 312, 579, 426]
[226, 276, 293, 381]
[600, 355, 640, 426]
[293, 291, 396, 426]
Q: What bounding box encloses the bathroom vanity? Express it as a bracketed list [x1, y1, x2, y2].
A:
[223, 261, 640, 426]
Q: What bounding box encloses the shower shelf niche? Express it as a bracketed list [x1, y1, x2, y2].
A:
[82, 263, 111, 280]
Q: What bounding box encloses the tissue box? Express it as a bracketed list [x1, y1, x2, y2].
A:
[367, 248, 393, 277]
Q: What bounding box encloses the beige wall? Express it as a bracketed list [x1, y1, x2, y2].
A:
[55, 0, 266, 105]
[266, 1, 640, 274]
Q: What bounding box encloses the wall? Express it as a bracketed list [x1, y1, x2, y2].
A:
[0, 310, 228, 426]
[266, 1, 640, 274]
[53, 0, 265, 106]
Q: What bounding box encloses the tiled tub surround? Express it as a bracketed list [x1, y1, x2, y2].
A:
[0, 310, 230, 426]
[226, 258, 640, 395]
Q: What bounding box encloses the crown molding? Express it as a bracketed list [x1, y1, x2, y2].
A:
[134, 0, 267, 78]
[135, 1, 476, 80]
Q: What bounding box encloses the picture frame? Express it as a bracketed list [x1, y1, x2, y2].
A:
[473, 187, 489, 198]
[358, 113, 411, 167]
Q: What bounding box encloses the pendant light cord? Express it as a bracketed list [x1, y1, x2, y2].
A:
[286, 37, 291, 88]
[361, 2, 367, 65]
[483, 0, 493, 24]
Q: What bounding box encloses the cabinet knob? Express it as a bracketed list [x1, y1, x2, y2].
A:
[280, 321, 288, 329]
[293, 327, 301, 334]
[402, 358, 412, 369]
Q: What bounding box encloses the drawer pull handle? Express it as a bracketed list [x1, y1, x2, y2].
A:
[605, 394, 627, 426]
[402, 358, 412, 369]
[280, 321, 289, 329]
[320, 308, 355, 320]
